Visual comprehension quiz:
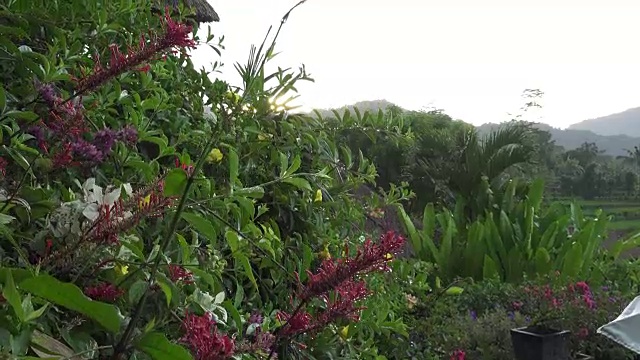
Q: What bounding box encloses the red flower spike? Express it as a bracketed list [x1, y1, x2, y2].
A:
[84, 283, 124, 302]
[277, 232, 404, 338]
[180, 311, 234, 360]
[168, 264, 194, 284]
[300, 231, 405, 301]
[86, 178, 175, 244]
[75, 8, 196, 94]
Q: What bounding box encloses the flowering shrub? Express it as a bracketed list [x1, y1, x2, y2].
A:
[415, 277, 637, 359]
[0, 1, 412, 359]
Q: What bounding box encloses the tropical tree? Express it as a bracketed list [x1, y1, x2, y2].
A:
[415, 123, 536, 219]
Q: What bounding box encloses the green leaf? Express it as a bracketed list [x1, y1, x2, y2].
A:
[527, 178, 545, 210]
[237, 254, 258, 291]
[234, 186, 265, 199]
[3, 270, 25, 321]
[282, 177, 311, 191]
[279, 152, 288, 177]
[0, 213, 15, 225]
[24, 303, 49, 322]
[445, 286, 464, 296]
[128, 280, 148, 305]
[136, 332, 192, 360]
[284, 155, 301, 176]
[156, 277, 173, 307]
[0, 86, 5, 114]
[482, 255, 499, 280]
[225, 230, 240, 253]
[561, 242, 584, 278]
[30, 330, 74, 359]
[222, 300, 243, 331]
[229, 148, 239, 186]
[3, 146, 30, 170]
[19, 275, 121, 333]
[534, 247, 551, 275]
[182, 212, 217, 245]
[163, 169, 188, 197]
[4, 110, 39, 121]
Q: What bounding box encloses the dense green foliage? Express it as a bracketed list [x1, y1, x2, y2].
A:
[2, 1, 640, 360]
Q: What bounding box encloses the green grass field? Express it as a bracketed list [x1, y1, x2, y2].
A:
[552, 198, 640, 232]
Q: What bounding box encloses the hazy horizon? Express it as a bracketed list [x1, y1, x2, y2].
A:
[191, 0, 640, 129]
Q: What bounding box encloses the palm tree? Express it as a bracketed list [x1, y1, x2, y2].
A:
[617, 145, 640, 174]
[415, 123, 536, 219]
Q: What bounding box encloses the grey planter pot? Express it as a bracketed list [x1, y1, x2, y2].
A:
[511, 326, 571, 360]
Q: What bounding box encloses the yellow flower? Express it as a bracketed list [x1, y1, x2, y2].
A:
[339, 325, 349, 339]
[318, 244, 331, 260]
[115, 264, 129, 276]
[314, 189, 323, 203]
[384, 253, 393, 260]
[207, 148, 224, 163]
[139, 194, 151, 209]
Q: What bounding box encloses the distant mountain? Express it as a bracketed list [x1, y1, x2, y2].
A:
[478, 122, 640, 157]
[568, 107, 640, 136]
[312, 100, 640, 157]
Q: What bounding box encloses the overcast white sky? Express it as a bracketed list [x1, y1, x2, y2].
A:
[191, 0, 640, 128]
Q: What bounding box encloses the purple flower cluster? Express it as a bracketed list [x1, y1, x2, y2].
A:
[31, 81, 139, 167]
[68, 126, 138, 164]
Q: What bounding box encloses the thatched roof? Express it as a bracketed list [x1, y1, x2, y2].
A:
[162, 0, 220, 23]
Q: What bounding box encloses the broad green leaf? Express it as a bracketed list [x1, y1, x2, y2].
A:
[284, 155, 301, 176]
[4, 110, 39, 121]
[222, 300, 243, 331]
[19, 275, 121, 333]
[4, 146, 30, 170]
[156, 277, 173, 307]
[129, 280, 148, 305]
[30, 330, 74, 359]
[136, 332, 192, 360]
[445, 286, 464, 296]
[527, 178, 545, 210]
[163, 168, 188, 197]
[282, 177, 312, 191]
[279, 152, 288, 178]
[225, 230, 240, 253]
[422, 203, 436, 239]
[482, 255, 499, 280]
[4, 270, 25, 321]
[561, 242, 584, 278]
[182, 212, 217, 245]
[237, 254, 258, 291]
[534, 247, 551, 275]
[397, 205, 420, 254]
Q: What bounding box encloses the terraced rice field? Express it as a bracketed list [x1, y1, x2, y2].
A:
[552, 198, 640, 256]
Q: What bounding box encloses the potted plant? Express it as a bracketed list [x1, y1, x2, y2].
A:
[510, 286, 573, 360]
[511, 323, 570, 360]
